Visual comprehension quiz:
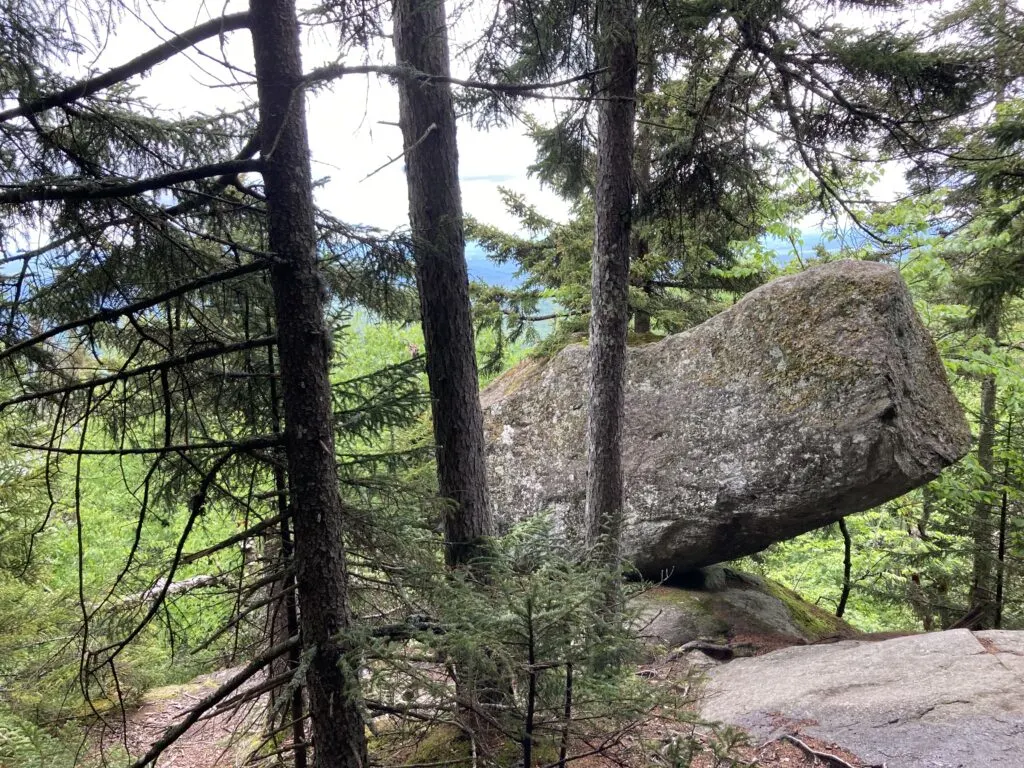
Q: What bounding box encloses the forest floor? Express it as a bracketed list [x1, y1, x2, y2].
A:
[90, 668, 263, 768]
[95, 653, 876, 768]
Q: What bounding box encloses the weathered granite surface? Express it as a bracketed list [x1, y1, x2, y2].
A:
[482, 261, 972, 578]
[699, 629, 1024, 767]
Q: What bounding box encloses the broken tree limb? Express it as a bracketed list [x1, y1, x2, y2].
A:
[121, 574, 230, 606]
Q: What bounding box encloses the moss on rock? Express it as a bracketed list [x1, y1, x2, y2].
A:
[634, 569, 857, 653]
[759, 578, 852, 639]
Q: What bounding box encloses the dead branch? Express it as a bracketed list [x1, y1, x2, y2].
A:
[201, 671, 296, 720]
[191, 584, 296, 655]
[89, 444, 272, 667]
[126, 636, 300, 768]
[13, 434, 282, 456]
[120, 574, 231, 606]
[774, 734, 862, 768]
[181, 513, 285, 564]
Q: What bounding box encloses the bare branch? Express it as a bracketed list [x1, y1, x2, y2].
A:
[181, 513, 286, 565]
[121, 574, 231, 606]
[12, 434, 282, 456]
[126, 636, 301, 768]
[772, 734, 860, 768]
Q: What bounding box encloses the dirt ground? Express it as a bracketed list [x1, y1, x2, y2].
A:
[90, 655, 879, 768]
[89, 668, 263, 768]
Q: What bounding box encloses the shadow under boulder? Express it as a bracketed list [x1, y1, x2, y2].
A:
[633, 568, 857, 657]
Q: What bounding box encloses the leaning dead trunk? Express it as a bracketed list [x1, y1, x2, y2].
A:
[393, 0, 492, 568]
[585, 0, 638, 573]
[249, 2, 367, 766]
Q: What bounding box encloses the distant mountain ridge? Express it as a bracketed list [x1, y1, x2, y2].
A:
[465, 230, 860, 288]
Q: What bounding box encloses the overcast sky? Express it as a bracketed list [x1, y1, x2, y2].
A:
[66, 0, 570, 235]
[53, 0, 932, 255]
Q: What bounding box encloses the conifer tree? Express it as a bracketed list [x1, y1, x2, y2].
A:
[0, 3, 423, 764]
[902, 0, 1024, 628]
[393, 0, 493, 568]
[586, 0, 638, 584]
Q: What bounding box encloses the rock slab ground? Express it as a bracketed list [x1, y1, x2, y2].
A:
[699, 629, 1024, 767]
[482, 260, 972, 577]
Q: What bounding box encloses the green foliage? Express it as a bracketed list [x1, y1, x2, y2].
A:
[362, 515, 659, 767]
[0, 708, 79, 768]
[1, 0, 1023, 762]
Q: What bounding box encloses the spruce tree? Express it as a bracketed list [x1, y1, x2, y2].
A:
[586, 0, 638, 587]
[393, 0, 493, 569]
[0, 3, 422, 764]
[465, 0, 983, 581]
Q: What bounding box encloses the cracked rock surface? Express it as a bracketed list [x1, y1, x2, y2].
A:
[699, 629, 1024, 767]
[481, 260, 971, 577]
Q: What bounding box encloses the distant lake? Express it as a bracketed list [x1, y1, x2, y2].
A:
[465, 242, 521, 287]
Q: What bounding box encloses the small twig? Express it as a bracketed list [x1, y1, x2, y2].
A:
[359, 123, 436, 181]
[180, 513, 286, 564]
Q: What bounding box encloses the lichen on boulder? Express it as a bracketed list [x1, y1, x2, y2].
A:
[482, 261, 972, 578]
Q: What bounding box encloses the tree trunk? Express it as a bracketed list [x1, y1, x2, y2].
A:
[630, 53, 655, 337]
[632, 305, 651, 335]
[249, 3, 367, 767]
[994, 413, 1013, 629]
[585, 0, 638, 571]
[266, 341, 307, 768]
[836, 518, 852, 618]
[968, 309, 1000, 629]
[393, 0, 492, 568]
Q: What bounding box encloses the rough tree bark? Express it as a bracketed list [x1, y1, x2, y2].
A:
[836, 518, 852, 619]
[585, 0, 638, 571]
[630, 53, 656, 336]
[969, 309, 1001, 629]
[249, 2, 368, 766]
[393, 0, 492, 567]
[266, 340, 307, 768]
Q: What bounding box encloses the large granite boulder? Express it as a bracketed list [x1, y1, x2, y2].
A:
[481, 261, 971, 578]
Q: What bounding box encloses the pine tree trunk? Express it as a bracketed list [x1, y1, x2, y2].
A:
[585, 0, 638, 570]
[393, 0, 492, 568]
[267, 344, 307, 768]
[630, 54, 655, 337]
[969, 309, 1000, 629]
[249, 3, 367, 767]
